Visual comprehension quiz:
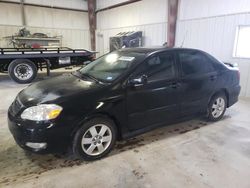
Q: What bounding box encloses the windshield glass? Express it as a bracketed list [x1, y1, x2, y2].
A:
[79, 51, 145, 83]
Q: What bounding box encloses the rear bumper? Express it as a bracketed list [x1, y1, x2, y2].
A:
[228, 85, 241, 107]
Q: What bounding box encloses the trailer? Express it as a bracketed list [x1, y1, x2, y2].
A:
[0, 47, 95, 84]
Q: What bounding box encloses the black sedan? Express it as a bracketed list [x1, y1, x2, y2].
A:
[8, 47, 241, 160]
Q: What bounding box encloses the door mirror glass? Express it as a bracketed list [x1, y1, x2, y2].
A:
[129, 75, 148, 87]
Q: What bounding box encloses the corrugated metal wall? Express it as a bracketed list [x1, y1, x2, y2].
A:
[96, 0, 250, 97]
[0, 1, 90, 49]
[96, 0, 168, 56]
[176, 0, 250, 97]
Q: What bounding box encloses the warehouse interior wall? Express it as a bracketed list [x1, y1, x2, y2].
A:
[95, 0, 250, 97]
[95, 0, 168, 56]
[0, 0, 90, 49]
[175, 0, 250, 97]
[1, 0, 250, 97]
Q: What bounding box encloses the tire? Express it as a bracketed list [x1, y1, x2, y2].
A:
[207, 92, 227, 121]
[73, 117, 117, 161]
[8, 59, 37, 84]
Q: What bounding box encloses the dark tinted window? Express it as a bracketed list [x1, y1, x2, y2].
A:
[179, 51, 215, 76]
[134, 52, 175, 81]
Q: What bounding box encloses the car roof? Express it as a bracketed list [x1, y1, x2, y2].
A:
[117, 47, 202, 55]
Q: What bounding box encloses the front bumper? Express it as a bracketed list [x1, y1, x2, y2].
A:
[8, 110, 71, 153]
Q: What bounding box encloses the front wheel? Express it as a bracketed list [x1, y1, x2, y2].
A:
[207, 93, 227, 121]
[73, 118, 117, 160]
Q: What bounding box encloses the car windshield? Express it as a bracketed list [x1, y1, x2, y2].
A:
[79, 51, 144, 83]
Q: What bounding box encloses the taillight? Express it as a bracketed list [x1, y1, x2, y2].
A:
[237, 70, 240, 81]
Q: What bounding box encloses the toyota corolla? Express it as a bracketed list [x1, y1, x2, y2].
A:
[8, 47, 240, 160]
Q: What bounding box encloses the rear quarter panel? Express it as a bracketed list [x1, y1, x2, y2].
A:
[216, 65, 240, 107]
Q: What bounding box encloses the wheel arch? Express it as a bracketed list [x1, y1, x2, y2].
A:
[70, 112, 122, 141]
[209, 88, 229, 107]
[8, 58, 37, 68]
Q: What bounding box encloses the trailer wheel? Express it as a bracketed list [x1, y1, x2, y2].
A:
[8, 59, 37, 84]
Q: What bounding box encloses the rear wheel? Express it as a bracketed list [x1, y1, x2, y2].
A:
[207, 92, 227, 121]
[8, 59, 37, 84]
[73, 117, 117, 160]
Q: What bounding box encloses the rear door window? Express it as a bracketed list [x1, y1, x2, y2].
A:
[178, 51, 216, 76]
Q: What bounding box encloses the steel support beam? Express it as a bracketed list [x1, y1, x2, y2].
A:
[0, 1, 88, 12]
[20, 0, 26, 26]
[88, 0, 96, 51]
[167, 0, 179, 47]
[96, 0, 142, 13]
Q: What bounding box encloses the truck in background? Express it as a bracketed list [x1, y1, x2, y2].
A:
[0, 47, 95, 84]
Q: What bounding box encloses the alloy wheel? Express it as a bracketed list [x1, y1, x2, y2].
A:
[81, 124, 112, 156]
[211, 97, 225, 118]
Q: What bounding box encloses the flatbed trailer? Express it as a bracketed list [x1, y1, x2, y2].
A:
[0, 47, 94, 83]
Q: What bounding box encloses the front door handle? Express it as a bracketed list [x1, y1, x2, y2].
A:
[170, 82, 180, 89]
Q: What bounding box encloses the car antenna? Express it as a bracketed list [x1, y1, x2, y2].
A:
[180, 31, 188, 48]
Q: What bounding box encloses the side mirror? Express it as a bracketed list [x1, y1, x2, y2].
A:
[83, 61, 91, 65]
[129, 75, 148, 87]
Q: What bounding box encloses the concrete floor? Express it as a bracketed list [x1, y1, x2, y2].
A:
[0, 69, 250, 188]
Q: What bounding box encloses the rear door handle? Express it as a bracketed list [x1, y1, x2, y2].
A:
[210, 75, 217, 81]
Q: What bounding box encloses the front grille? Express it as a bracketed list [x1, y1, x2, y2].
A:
[10, 97, 24, 116]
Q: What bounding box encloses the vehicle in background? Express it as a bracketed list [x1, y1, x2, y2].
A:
[0, 47, 95, 83]
[8, 47, 241, 160]
[109, 31, 143, 51]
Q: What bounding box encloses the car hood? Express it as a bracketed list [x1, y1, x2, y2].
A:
[18, 73, 104, 106]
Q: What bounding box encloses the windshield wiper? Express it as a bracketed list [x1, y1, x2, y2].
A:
[71, 70, 81, 78]
[82, 73, 100, 83]
[74, 70, 105, 84]
[72, 70, 109, 85]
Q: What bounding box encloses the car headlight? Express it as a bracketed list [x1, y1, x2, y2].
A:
[21, 104, 63, 121]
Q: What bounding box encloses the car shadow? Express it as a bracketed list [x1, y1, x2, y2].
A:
[0, 115, 232, 186]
